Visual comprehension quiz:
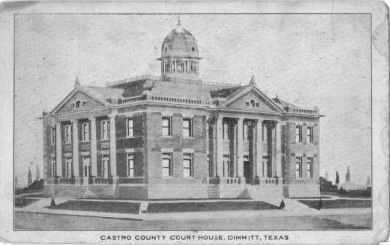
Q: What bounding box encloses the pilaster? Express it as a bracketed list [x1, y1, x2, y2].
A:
[90, 117, 97, 177]
[216, 116, 223, 177]
[236, 117, 244, 178]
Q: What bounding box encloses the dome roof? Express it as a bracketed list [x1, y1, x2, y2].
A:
[161, 24, 199, 59]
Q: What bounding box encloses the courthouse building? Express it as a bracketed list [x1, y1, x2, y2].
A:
[43, 21, 322, 199]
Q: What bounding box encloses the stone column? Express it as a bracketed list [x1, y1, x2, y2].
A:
[256, 120, 263, 180]
[250, 121, 257, 181]
[236, 118, 244, 179]
[232, 120, 237, 177]
[55, 121, 62, 177]
[211, 119, 217, 177]
[90, 116, 97, 178]
[275, 122, 283, 179]
[109, 114, 118, 181]
[72, 119, 79, 181]
[216, 116, 223, 177]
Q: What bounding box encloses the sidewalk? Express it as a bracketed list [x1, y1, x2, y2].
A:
[15, 197, 370, 221]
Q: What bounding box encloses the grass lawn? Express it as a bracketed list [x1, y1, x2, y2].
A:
[15, 198, 39, 208]
[48, 200, 140, 214]
[147, 200, 278, 213]
[299, 199, 371, 210]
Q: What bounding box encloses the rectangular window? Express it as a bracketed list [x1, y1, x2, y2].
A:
[262, 156, 268, 177]
[50, 128, 56, 145]
[162, 117, 171, 136]
[126, 118, 134, 137]
[222, 155, 230, 177]
[65, 158, 72, 178]
[100, 156, 109, 177]
[262, 124, 268, 142]
[161, 152, 172, 177]
[306, 157, 313, 178]
[127, 153, 135, 177]
[51, 158, 56, 177]
[82, 156, 91, 177]
[223, 122, 229, 139]
[81, 122, 90, 142]
[295, 156, 303, 179]
[295, 125, 302, 143]
[64, 124, 72, 144]
[182, 118, 193, 137]
[243, 123, 249, 141]
[101, 120, 109, 140]
[183, 153, 193, 177]
[306, 126, 314, 144]
[207, 154, 212, 177]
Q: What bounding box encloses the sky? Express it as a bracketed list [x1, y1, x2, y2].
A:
[14, 14, 371, 187]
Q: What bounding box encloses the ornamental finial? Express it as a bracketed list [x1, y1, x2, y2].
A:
[249, 75, 256, 86]
[74, 76, 80, 88]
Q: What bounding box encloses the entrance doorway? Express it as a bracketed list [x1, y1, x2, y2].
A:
[243, 155, 252, 183]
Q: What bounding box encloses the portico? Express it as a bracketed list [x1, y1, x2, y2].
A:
[47, 112, 119, 186]
[208, 113, 283, 186]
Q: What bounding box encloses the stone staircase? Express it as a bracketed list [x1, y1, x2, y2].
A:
[246, 185, 284, 206]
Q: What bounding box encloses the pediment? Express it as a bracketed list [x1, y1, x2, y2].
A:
[223, 87, 282, 113]
[54, 90, 106, 114]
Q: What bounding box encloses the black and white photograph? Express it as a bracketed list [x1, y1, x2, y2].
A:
[0, 0, 388, 244]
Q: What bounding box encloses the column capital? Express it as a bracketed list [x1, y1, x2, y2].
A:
[108, 114, 117, 120]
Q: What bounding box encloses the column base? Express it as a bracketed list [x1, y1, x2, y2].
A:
[111, 176, 119, 185]
[74, 176, 81, 184]
[239, 177, 246, 184]
[82, 177, 89, 185]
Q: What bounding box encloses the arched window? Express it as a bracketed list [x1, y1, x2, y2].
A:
[75, 101, 80, 108]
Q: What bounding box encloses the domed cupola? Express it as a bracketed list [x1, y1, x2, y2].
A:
[159, 19, 201, 81]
